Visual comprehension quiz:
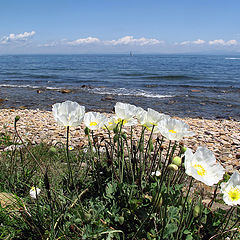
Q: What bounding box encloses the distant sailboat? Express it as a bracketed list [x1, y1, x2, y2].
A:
[130, 51, 133, 57]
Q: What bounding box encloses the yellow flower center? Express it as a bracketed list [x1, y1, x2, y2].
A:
[90, 122, 98, 126]
[108, 122, 113, 125]
[116, 119, 127, 125]
[143, 122, 157, 131]
[228, 188, 240, 201]
[169, 129, 176, 133]
[193, 164, 206, 176]
[31, 186, 36, 191]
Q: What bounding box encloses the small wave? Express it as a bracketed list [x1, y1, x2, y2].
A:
[1, 73, 59, 79]
[142, 75, 196, 80]
[89, 87, 173, 99]
[0, 84, 61, 90]
[120, 73, 146, 77]
[29, 74, 59, 79]
[225, 57, 240, 60]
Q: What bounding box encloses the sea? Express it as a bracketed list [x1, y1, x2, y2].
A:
[0, 54, 239, 120]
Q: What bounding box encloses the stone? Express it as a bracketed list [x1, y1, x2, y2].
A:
[101, 96, 114, 101]
[60, 89, 72, 94]
[190, 89, 202, 93]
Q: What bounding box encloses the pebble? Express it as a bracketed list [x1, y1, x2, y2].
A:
[0, 108, 239, 172]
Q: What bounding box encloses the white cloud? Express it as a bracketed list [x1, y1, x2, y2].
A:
[67, 37, 100, 45]
[0, 31, 35, 44]
[192, 39, 205, 44]
[105, 36, 163, 46]
[179, 39, 205, 45]
[208, 39, 238, 46]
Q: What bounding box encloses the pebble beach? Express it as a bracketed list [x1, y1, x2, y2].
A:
[0, 108, 239, 173]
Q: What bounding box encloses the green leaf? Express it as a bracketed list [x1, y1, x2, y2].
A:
[168, 206, 180, 221]
[183, 230, 191, 234]
[163, 223, 178, 238]
[186, 235, 193, 240]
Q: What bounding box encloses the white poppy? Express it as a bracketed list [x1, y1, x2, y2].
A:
[221, 171, 240, 206]
[156, 118, 194, 141]
[84, 112, 108, 130]
[68, 145, 74, 151]
[30, 187, 41, 199]
[138, 108, 170, 132]
[151, 170, 161, 177]
[114, 102, 138, 126]
[103, 117, 117, 130]
[135, 106, 146, 120]
[52, 101, 85, 127]
[185, 147, 225, 186]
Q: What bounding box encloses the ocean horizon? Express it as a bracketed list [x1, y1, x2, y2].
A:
[0, 54, 239, 120]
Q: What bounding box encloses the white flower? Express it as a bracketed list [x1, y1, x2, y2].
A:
[135, 106, 146, 119]
[185, 147, 225, 186]
[30, 187, 41, 199]
[52, 101, 85, 127]
[103, 117, 117, 130]
[138, 108, 170, 132]
[68, 145, 74, 151]
[114, 102, 138, 126]
[151, 170, 161, 177]
[221, 171, 240, 206]
[156, 118, 194, 141]
[84, 112, 108, 130]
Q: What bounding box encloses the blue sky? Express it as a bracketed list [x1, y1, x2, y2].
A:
[1, 0, 240, 54]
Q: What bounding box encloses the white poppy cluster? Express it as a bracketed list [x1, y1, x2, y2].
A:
[51, 100, 240, 206]
[52, 100, 194, 138]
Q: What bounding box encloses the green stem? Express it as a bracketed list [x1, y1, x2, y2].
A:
[176, 177, 193, 239]
[66, 126, 73, 186]
[222, 206, 235, 233]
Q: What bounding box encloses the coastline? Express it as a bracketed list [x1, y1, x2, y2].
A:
[0, 108, 239, 172]
[1, 86, 240, 121]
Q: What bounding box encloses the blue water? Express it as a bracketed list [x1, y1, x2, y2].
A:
[0, 54, 240, 119]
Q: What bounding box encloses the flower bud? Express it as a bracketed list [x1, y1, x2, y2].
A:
[168, 163, 178, 171]
[172, 156, 182, 167]
[15, 116, 20, 122]
[118, 216, 124, 225]
[180, 146, 187, 154]
[223, 173, 231, 181]
[84, 127, 90, 135]
[84, 213, 92, 223]
[193, 205, 201, 218]
[49, 147, 57, 155]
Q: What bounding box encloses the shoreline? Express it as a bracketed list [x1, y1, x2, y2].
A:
[1, 86, 240, 121]
[0, 108, 239, 172]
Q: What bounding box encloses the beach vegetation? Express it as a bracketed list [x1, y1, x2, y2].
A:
[0, 101, 239, 239]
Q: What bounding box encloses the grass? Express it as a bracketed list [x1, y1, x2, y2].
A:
[0, 120, 239, 240]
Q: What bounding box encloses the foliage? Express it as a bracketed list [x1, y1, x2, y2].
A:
[0, 106, 239, 240]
